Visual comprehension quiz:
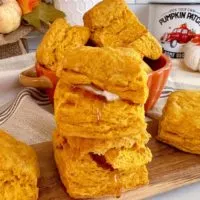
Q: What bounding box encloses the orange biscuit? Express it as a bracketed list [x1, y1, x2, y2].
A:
[83, 0, 162, 60]
[66, 131, 150, 156]
[54, 80, 147, 139]
[0, 130, 40, 200]
[53, 131, 150, 199]
[56, 46, 149, 104]
[36, 18, 90, 71]
[158, 90, 200, 154]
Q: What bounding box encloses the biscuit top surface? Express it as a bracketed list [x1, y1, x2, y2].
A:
[83, 0, 147, 44]
[57, 46, 148, 104]
[0, 130, 40, 178]
[83, 0, 145, 30]
[55, 26, 90, 61]
[84, 0, 128, 28]
[36, 18, 90, 70]
[83, 0, 161, 60]
[36, 18, 70, 67]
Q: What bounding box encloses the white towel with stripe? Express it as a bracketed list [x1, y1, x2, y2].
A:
[0, 53, 55, 144]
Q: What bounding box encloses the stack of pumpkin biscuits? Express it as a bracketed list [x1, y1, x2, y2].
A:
[53, 46, 152, 199]
[33, 0, 162, 198]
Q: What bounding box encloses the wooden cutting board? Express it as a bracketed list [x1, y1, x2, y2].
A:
[33, 121, 200, 200]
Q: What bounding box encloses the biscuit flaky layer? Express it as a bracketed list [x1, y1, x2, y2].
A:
[128, 32, 162, 60]
[66, 131, 150, 156]
[56, 46, 149, 104]
[53, 131, 151, 199]
[55, 80, 147, 139]
[0, 130, 40, 200]
[55, 129, 151, 158]
[158, 90, 200, 154]
[83, 0, 162, 60]
[36, 18, 90, 71]
[158, 130, 200, 155]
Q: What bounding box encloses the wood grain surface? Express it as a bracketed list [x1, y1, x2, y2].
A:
[32, 121, 200, 200]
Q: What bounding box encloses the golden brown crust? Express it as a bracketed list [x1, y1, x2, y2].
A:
[54, 80, 147, 139]
[83, 0, 162, 60]
[157, 130, 200, 154]
[55, 26, 90, 62]
[56, 46, 149, 104]
[0, 130, 40, 200]
[158, 90, 200, 154]
[36, 18, 70, 68]
[36, 18, 90, 71]
[66, 132, 150, 156]
[115, 47, 153, 73]
[129, 32, 162, 60]
[53, 131, 150, 199]
[104, 145, 152, 171]
[83, 0, 147, 46]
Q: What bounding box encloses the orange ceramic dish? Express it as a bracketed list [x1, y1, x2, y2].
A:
[144, 54, 172, 111]
[35, 63, 58, 103]
[19, 54, 172, 111]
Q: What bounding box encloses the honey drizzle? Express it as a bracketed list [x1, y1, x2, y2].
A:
[68, 84, 123, 196]
[113, 171, 122, 198]
[70, 85, 106, 123]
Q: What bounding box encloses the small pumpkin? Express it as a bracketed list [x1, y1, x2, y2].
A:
[184, 37, 200, 72]
[0, 0, 22, 34]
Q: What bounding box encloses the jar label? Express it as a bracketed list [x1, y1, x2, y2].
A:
[150, 5, 200, 58]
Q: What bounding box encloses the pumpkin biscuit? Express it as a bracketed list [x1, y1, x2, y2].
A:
[53, 131, 150, 199]
[56, 130, 150, 156]
[56, 46, 149, 104]
[36, 18, 90, 71]
[83, 0, 162, 60]
[0, 130, 40, 200]
[36, 18, 70, 68]
[158, 90, 200, 154]
[54, 80, 147, 139]
[66, 131, 150, 156]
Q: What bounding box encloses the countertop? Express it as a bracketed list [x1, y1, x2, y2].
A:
[151, 183, 200, 199]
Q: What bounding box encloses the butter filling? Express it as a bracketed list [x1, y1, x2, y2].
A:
[78, 85, 120, 102]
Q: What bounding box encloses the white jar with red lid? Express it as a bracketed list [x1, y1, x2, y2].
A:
[149, 0, 200, 59]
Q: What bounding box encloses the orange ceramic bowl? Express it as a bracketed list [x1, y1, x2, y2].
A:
[20, 54, 172, 111]
[144, 54, 172, 111]
[35, 63, 58, 103]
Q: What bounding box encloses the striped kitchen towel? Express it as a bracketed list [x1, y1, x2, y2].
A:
[0, 87, 55, 145]
[0, 53, 55, 144]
